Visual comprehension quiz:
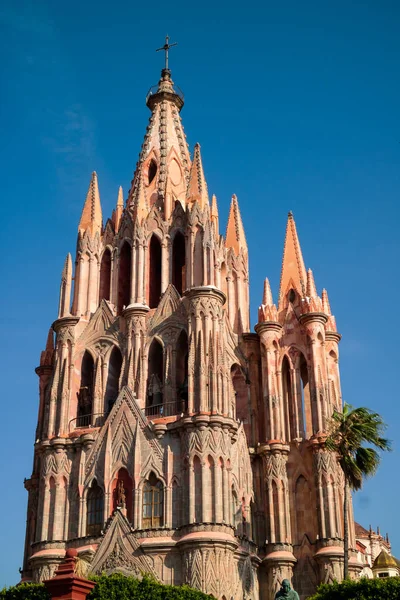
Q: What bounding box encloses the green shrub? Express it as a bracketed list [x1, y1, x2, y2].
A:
[1, 574, 214, 600]
[0, 583, 49, 600]
[309, 577, 400, 600]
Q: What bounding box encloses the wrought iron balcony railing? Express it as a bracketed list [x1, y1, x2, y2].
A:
[69, 413, 106, 432]
[144, 400, 186, 419]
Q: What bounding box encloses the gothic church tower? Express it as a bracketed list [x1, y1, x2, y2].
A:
[22, 59, 362, 599]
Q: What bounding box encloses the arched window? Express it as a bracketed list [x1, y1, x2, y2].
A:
[99, 249, 111, 303]
[193, 226, 203, 286]
[299, 353, 312, 438]
[282, 356, 294, 441]
[172, 481, 180, 528]
[148, 159, 157, 185]
[172, 232, 186, 295]
[111, 468, 132, 521]
[104, 347, 122, 413]
[86, 480, 104, 536]
[288, 289, 296, 304]
[176, 330, 188, 412]
[118, 242, 131, 314]
[77, 351, 94, 427]
[142, 473, 163, 528]
[149, 235, 162, 308]
[146, 339, 163, 414]
[231, 364, 248, 434]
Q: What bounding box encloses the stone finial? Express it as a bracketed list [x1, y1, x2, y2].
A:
[262, 278, 274, 306]
[278, 211, 307, 305]
[306, 268, 318, 299]
[225, 194, 247, 255]
[78, 172, 102, 235]
[321, 288, 331, 315]
[211, 194, 219, 234]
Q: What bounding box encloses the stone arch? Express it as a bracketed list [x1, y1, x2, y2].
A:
[104, 346, 123, 413]
[171, 230, 186, 295]
[282, 355, 295, 441]
[146, 338, 164, 412]
[99, 247, 112, 303]
[176, 329, 188, 411]
[118, 241, 131, 314]
[299, 352, 312, 438]
[77, 350, 95, 426]
[142, 471, 164, 528]
[86, 479, 104, 536]
[149, 234, 162, 308]
[193, 226, 203, 286]
[231, 363, 248, 432]
[111, 467, 132, 522]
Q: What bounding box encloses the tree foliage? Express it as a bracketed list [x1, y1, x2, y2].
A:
[309, 577, 400, 600]
[0, 575, 214, 600]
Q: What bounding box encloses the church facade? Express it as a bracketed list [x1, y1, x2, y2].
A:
[22, 64, 363, 599]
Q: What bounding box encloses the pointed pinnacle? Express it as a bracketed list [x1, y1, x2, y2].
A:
[115, 186, 124, 232]
[306, 268, 318, 298]
[45, 327, 54, 351]
[62, 253, 73, 281]
[279, 211, 307, 302]
[225, 194, 247, 255]
[262, 278, 274, 306]
[117, 186, 124, 207]
[186, 142, 209, 207]
[321, 288, 332, 315]
[78, 171, 102, 235]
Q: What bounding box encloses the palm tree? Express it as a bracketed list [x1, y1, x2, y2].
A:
[325, 403, 391, 580]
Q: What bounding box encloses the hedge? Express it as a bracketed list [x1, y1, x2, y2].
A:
[0, 574, 214, 600]
[309, 577, 400, 600]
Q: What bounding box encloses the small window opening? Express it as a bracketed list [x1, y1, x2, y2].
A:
[148, 160, 157, 185]
[288, 289, 296, 303]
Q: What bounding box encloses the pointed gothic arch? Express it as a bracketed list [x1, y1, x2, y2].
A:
[231, 364, 248, 431]
[149, 234, 162, 308]
[176, 330, 188, 411]
[146, 339, 163, 411]
[172, 231, 186, 295]
[86, 479, 104, 536]
[193, 226, 203, 286]
[99, 248, 111, 303]
[282, 356, 295, 441]
[294, 475, 315, 544]
[142, 472, 163, 528]
[77, 351, 95, 426]
[111, 468, 132, 522]
[299, 353, 312, 438]
[104, 346, 123, 413]
[118, 242, 131, 314]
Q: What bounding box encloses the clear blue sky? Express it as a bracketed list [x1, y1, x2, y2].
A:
[0, 0, 399, 587]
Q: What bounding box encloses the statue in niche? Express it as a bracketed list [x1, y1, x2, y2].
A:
[274, 579, 299, 600]
[116, 479, 126, 507]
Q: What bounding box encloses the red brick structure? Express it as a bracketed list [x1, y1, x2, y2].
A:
[44, 549, 95, 600]
[22, 61, 363, 599]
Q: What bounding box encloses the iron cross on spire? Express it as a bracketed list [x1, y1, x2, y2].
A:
[156, 35, 177, 71]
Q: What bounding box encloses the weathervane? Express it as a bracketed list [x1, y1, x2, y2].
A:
[156, 35, 177, 71]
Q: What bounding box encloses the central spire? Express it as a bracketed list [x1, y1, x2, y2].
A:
[128, 38, 191, 219]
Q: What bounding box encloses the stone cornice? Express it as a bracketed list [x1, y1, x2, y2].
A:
[254, 321, 282, 335]
[325, 330, 342, 343]
[298, 312, 328, 326]
[52, 316, 80, 332]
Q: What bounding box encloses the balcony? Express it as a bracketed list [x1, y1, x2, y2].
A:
[69, 413, 106, 432]
[144, 400, 187, 419]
